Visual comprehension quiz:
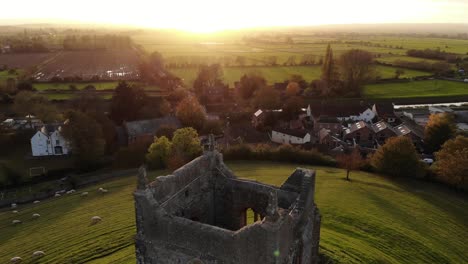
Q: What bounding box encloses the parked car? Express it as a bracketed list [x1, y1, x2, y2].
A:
[422, 158, 434, 165]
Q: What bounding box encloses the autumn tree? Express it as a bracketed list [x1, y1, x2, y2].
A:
[336, 148, 363, 181]
[146, 136, 172, 169]
[110, 81, 147, 125]
[433, 136, 468, 190]
[62, 111, 106, 168]
[282, 96, 304, 120]
[193, 64, 224, 101]
[176, 96, 206, 130]
[424, 113, 457, 153]
[13, 91, 60, 122]
[371, 136, 425, 178]
[338, 49, 375, 96]
[171, 127, 202, 161]
[285, 82, 301, 97]
[251, 86, 281, 110]
[238, 73, 267, 100]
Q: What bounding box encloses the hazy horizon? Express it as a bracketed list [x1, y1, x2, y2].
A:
[2, 0, 468, 32]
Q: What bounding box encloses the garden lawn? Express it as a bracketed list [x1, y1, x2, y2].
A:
[364, 79, 468, 99]
[0, 161, 466, 263]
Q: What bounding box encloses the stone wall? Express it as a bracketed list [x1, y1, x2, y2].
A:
[134, 150, 321, 264]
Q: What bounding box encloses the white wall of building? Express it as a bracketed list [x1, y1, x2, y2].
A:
[31, 131, 53, 156]
[336, 108, 375, 123]
[31, 129, 70, 157]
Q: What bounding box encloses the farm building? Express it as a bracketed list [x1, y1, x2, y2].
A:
[271, 128, 311, 145]
[124, 116, 182, 146]
[31, 126, 70, 157]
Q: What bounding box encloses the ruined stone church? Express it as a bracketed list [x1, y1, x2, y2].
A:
[134, 144, 321, 263]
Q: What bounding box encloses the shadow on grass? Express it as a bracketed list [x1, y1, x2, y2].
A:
[391, 178, 468, 226]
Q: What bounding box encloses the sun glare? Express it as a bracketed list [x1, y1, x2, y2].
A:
[1, 0, 466, 32]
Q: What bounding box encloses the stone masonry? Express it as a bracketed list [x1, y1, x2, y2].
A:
[134, 147, 321, 264]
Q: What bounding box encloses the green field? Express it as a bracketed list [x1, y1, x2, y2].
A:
[364, 79, 468, 99]
[32, 82, 160, 91]
[1, 161, 466, 263]
[171, 65, 430, 88]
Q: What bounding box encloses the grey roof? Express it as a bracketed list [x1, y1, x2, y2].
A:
[371, 121, 395, 134]
[273, 128, 309, 138]
[394, 124, 412, 136]
[347, 121, 371, 134]
[125, 116, 182, 137]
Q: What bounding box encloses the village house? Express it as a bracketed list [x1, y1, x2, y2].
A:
[372, 103, 398, 123]
[2, 115, 43, 130]
[371, 121, 397, 145]
[271, 128, 311, 145]
[31, 126, 70, 157]
[394, 124, 423, 143]
[251, 109, 282, 128]
[318, 128, 343, 150]
[343, 121, 375, 147]
[313, 116, 342, 136]
[310, 103, 375, 123]
[124, 116, 182, 146]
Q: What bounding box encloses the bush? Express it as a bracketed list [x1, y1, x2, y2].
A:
[222, 144, 336, 167]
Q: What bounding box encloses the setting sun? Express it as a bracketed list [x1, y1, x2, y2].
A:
[2, 0, 467, 32]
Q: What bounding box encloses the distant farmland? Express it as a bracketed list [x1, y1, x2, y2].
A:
[0, 50, 141, 82]
[364, 80, 468, 99]
[171, 65, 430, 87]
[33, 50, 140, 81]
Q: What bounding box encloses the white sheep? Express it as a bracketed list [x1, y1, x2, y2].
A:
[81, 192, 89, 197]
[66, 189, 76, 194]
[32, 251, 45, 258]
[98, 187, 108, 193]
[11, 203, 17, 209]
[12, 220, 22, 225]
[91, 216, 102, 225]
[54, 193, 61, 198]
[32, 213, 41, 219]
[33, 200, 40, 204]
[12, 210, 19, 214]
[10, 256, 22, 263]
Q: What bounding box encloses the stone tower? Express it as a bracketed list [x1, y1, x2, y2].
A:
[134, 149, 321, 263]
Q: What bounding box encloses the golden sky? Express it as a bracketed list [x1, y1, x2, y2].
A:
[2, 0, 468, 32]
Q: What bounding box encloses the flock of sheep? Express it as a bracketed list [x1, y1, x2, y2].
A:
[8, 186, 110, 263]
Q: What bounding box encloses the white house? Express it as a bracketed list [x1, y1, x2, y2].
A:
[344, 108, 376, 122]
[271, 128, 311, 145]
[31, 126, 70, 157]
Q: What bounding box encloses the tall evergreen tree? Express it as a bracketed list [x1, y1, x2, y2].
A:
[321, 44, 336, 85]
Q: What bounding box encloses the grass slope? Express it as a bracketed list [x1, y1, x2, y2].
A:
[0, 161, 466, 263]
[364, 79, 468, 99]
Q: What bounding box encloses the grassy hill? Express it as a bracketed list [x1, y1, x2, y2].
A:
[0, 161, 466, 263]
